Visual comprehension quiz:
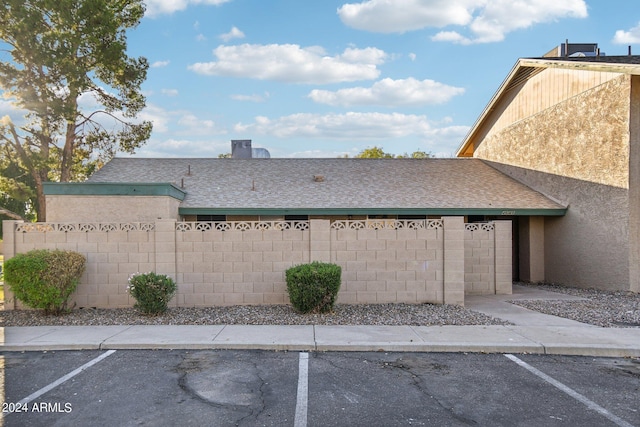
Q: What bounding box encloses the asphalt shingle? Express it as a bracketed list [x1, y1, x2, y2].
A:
[88, 158, 564, 211]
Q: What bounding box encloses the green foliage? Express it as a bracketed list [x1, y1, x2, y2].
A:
[355, 146, 395, 158]
[4, 249, 86, 314]
[0, 0, 151, 220]
[351, 146, 433, 159]
[127, 272, 177, 315]
[397, 150, 432, 159]
[0, 144, 37, 232]
[286, 262, 342, 313]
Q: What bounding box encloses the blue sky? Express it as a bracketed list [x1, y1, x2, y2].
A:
[6, 0, 640, 158]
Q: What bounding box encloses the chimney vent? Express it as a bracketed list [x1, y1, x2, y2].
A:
[231, 140, 252, 159]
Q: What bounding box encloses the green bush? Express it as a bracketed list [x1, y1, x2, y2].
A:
[286, 262, 342, 313]
[4, 249, 86, 314]
[127, 272, 177, 315]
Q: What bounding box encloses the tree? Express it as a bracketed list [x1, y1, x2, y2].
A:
[352, 146, 433, 159]
[397, 150, 432, 159]
[0, 0, 152, 221]
[354, 146, 395, 158]
[0, 143, 36, 235]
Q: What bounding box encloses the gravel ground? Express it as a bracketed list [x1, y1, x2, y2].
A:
[1, 283, 638, 328]
[0, 303, 510, 327]
[511, 282, 640, 328]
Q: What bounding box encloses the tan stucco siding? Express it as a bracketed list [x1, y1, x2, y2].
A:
[629, 76, 640, 293]
[476, 68, 623, 145]
[475, 74, 631, 188]
[46, 195, 181, 222]
[473, 73, 633, 291]
[483, 162, 629, 290]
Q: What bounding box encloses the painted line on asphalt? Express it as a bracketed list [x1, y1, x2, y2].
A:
[294, 352, 309, 427]
[505, 354, 634, 427]
[16, 350, 117, 408]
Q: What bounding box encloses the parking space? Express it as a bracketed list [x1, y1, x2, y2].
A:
[1, 350, 638, 426]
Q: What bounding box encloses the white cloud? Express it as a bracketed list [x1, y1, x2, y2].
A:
[231, 93, 269, 103]
[220, 26, 245, 42]
[139, 104, 223, 136]
[151, 60, 170, 68]
[145, 0, 231, 17]
[235, 112, 435, 139]
[338, 0, 474, 33]
[161, 89, 179, 96]
[339, 0, 587, 44]
[0, 99, 27, 126]
[233, 112, 470, 156]
[408, 53, 417, 61]
[131, 138, 228, 158]
[188, 44, 387, 84]
[613, 22, 640, 44]
[308, 77, 464, 107]
[431, 31, 467, 43]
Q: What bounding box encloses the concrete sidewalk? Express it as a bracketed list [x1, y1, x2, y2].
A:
[2, 286, 639, 357]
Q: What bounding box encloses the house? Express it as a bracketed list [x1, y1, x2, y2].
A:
[42, 156, 564, 223]
[2, 152, 567, 309]
[14, 39, 639, 308]
[456, 43, 640, 293]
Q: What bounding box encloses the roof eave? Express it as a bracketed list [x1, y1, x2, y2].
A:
[43, 182, 187, 201]
[455, 59, 523, 157]
[179, 207, 567, 217]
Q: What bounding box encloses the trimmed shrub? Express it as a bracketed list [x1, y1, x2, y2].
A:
[4, 249, 86, 315]
[127, 272, 177, 315]
[286, 261, 342, 313]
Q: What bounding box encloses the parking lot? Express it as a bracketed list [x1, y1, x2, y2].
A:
[1, 350, 639, 426]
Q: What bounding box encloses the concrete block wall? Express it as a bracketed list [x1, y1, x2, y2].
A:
[330, 220, 445, 304]
[3, 217, 511, 309]
[175, 222, 309, 306]
[464, 221, 512, 296]
[3, 221, 156, 309]
[465, 223, 496, 294]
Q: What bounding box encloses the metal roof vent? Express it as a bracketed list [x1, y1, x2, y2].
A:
[231, 140, 252, 159]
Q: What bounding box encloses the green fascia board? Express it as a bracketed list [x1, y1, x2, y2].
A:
[179, 207, 567, 216]
[43, 182, 186, 201]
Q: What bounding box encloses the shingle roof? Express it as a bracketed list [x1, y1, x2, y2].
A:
[532, 55, 640, 65]
[87, 158, 564, 212]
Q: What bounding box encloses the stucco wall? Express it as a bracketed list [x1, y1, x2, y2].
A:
[46, 195, 182, 222]
[3, 218, 511, 309]
[629, 76, 640, 293]
[475, 74, 631, 188]
[484, 162, 629, 289]
[473, 74, 632, 290]
[480, 68, 621, 143]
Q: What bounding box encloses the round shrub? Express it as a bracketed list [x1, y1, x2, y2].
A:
[286, 261, 342, 313]
[127, 272, 177, 315]
[4, 249, 86, 315]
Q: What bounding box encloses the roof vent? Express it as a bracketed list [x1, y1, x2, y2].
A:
[313, 175, 325, 182]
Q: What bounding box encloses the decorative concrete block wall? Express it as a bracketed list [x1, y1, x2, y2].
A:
[174, 221, 310, 306]
[464, 221, 512, 295]
[3, 217, 511, 309]
[330, 219, 446, 304]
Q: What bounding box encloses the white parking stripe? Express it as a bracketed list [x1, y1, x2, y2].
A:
[16, 350, 117, 407]
[294, 352, 309, 427]
[505, 354, 634, 427]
